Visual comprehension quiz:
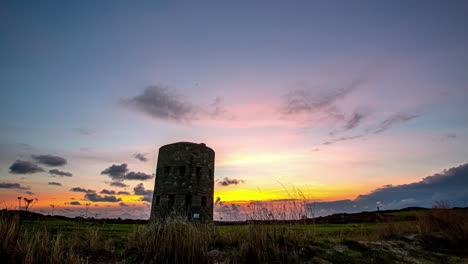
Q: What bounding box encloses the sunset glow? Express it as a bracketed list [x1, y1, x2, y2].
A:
[1, 1, 467, 221]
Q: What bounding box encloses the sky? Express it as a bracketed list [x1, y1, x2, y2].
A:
[1, 0, 467, 220]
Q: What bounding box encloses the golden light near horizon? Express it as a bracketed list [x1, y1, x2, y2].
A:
[214, 185, 368, 203]
[0, 0, 467, 221]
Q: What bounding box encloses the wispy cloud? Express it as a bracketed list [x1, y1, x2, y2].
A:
[280, 78, 365, 117]
[343, 111, 367, 131]
[122, 86, 197, 122]
[48, 182, 62, 186]
[321, 112, 419, 146]
[322, 135, 364, 145]
[439, 133, 457, 142]
[209, 96, 233, 119]
[373, 113, 419, 134]
[73, 128, 93, 136]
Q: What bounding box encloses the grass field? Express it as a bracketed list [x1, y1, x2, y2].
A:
[2, 207, 467, 263]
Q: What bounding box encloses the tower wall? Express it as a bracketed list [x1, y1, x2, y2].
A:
[149, 142, 215, 222]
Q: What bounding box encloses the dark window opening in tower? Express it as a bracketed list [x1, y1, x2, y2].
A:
[168, 194, 175, 207]
[155, 195, 160, 206]
[164, 166, 171, 174]
[179, 166, 186, 176]
[201, 196, 207, 207]
[196, 166, 202, 183]
[178, 176, 184, 187]
[185, 194, 192, 207]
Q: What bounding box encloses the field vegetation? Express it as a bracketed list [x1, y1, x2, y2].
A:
[1, 205, 467, 263]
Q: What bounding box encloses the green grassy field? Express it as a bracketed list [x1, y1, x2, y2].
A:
[2, 207, 467, 264]
[20, 218, 141, 239]
[19, 218, 409, 243]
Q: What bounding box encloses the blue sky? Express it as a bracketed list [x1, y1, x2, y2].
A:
[0, 1, 467, 219]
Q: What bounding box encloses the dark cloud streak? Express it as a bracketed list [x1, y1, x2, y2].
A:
[122, 86, 196, 122]
[100, 189, 116, 195]
[122, 85, 232, 123]
[32, 154, 67, 166]
[9, 160, 44, 174]
[306, 163, 468, 216]
[125, 171, 154, 181]
[133, 183, 153, 202]
[0, 182, 30, 190]
[134, 153, 148, 162]
[101, 164, 129, 180]
[49, 169, 73, 177]
[110, 181, 128, 187]
[102, 164, 153, 181]
[85, 193, 122, 202]
[69, 187, 96, 194]
[218, 177, 245, 186]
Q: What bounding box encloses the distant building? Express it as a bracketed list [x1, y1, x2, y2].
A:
[149, 142, 215, 222]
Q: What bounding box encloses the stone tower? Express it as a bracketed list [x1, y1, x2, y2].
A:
[150, 142, 215, 222]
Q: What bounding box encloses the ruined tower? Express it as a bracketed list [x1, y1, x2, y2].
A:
[150, 142, 215, 222]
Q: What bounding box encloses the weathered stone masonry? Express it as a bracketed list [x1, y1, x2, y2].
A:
[149, 142, 215, 222]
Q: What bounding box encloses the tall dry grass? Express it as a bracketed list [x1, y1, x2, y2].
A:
[0, 212, 121, 264]
[225, 224, 308, 264]
[3, 204, 467, 263]
[417, 202, 468, 253]
[0, 213, 84, 264]
[126, 218, 213, 264]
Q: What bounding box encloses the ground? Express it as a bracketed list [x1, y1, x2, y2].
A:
[1, 207, 467, 263]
